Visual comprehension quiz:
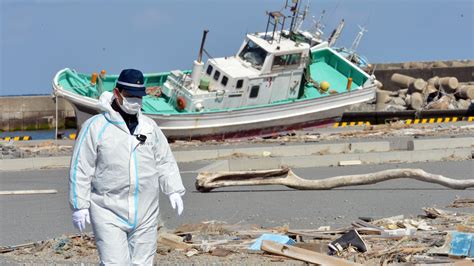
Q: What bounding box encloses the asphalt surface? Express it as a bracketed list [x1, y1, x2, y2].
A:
[0, 160, 473, 246]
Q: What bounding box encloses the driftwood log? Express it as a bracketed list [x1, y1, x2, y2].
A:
[195, 168, 474, 192]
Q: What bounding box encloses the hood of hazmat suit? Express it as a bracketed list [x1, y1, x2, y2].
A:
[69, 91, 185, 265]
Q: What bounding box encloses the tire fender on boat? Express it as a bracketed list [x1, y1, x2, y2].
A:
[177, 96, 186, 111]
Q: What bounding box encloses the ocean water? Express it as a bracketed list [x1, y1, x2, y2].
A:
[0, 129, 78, 140]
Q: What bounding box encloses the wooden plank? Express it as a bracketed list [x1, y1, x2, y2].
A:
[158, 232, 190, 250]
[338, 160, 362, 166]
[261, 240, 361, 266]
[0, 189, 58, 195]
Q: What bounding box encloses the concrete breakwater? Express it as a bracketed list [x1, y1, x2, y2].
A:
[0, 60, 472, 132]
[0, 96, 75, 132]
[373, 60, 473, 91]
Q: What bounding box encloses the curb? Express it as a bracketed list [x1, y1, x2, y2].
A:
[1, 137, 472, 172]
[172, 140, 391, 162]
[0, 156, 71, 172]
[202, 148, 472, 172]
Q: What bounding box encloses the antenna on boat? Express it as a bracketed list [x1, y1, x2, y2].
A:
[191, 29, 209, 89]
[348, 25, 367, 61]
[310, 9, 325, 39]
[287, 0, 301, 36]
[293, 0, 310, 32]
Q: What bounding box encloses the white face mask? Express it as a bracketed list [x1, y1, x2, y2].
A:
[119, 92, 142, 115]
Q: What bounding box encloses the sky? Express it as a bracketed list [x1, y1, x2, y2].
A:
[1, 0, 473, 96]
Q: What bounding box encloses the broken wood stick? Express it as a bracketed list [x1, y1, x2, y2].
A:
[0, 189, 58, 195]
[195, 168, 474, 192]
[261, 240, 361, 266]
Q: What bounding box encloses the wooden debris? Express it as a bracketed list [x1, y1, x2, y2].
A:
[210, 247, 233, 257]
[449, 198, 474, 208]
[158, 232, 190, 250]
[2, 203, 473, 264]
[338, 160, 362, 166]
[294, 241, 330, 253]
[195, 168, 474, 192]
[185, 248, 199, 257]
[456, 225, 474, 234]
[261, 240, 361, 265]
[0, 189, 58, 195]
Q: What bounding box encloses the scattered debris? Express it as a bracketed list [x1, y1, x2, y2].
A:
[328, 229, 368, 255]
[1, 204, 474, 264]
[449, 232, 473, 257]
[449, 198, 474, 208]
[249, 234, 296, 251]
[261, 240, 361, 265]
[158, 232, 191, 250]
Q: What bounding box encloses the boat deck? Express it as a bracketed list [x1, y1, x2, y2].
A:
[142, 97, 178, 114]
[304, 48, 368, 99]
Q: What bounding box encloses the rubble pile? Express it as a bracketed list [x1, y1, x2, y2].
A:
[0, 141, 72, 159]
[1, 200, 473, 265]
[376, 73, 474, 111]
[245, 122, 474, 144]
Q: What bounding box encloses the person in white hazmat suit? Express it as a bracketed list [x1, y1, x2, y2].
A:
[68, 69, 185, 265]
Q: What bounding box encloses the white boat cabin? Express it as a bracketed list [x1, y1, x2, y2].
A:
[162, 32, 310, 112]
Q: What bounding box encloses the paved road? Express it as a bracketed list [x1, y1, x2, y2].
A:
[0, 160, 472, 246]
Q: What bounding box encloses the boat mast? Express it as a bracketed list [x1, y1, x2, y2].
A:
[191, 30, 209, 89]
[311, 9, 325, 39]
[287, 0, 300, 36]
[327, 19, 345, 47]
[197, 30, 209, 63]
[348, 25, 367, 61]
[293, 0, 310, 32]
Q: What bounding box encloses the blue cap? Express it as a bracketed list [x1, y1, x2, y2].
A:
[116, 69, 147, 97]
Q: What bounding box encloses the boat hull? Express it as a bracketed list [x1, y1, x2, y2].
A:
[55, 82, 375, 140]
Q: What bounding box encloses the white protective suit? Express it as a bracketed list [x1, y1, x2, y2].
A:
[69, 91, 185, 265]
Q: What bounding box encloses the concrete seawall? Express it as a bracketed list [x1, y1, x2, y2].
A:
[0, 96, 75, 131]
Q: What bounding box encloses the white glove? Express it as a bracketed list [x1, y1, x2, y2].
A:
[72, 209, 90, 232]
[169, 193, 184, 216]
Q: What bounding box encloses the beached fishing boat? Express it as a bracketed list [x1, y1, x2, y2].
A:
[52, 2, 376, 140]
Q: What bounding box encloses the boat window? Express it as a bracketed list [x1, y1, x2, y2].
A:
[213, 70, 221, 81]
[236, 79, 243, 89]
[272, 53, 302, 70]
[239, 40, 268, 69]
[249, 85, 259, 98]
[221, 76, 228, 86]
[206, 65, 213, 75]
